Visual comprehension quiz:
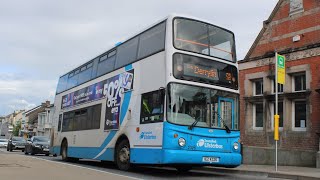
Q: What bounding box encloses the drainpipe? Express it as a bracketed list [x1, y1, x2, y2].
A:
[317, 133, 320, 168]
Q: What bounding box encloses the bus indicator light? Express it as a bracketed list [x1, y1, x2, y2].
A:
[174, 134, 178, 138]
[136, 127, 140, 132]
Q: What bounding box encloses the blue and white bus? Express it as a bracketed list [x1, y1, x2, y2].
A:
[51, 14, 241, 171]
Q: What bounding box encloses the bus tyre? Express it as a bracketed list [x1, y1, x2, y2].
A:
[61, 141, 69, 162]
[115, 139, 131, 171]
[175, 166, 192, 172]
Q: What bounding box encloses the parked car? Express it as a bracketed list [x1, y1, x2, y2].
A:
[7, 136, 26, 152]
[0, 139, 8, 148]
[25, 136, 50, 156]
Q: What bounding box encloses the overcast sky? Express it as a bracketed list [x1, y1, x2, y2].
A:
[0, 0, 278, 116]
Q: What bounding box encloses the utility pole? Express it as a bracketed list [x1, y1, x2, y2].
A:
[274, 52, 286, 172]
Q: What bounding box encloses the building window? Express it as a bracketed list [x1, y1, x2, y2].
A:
[293, 73, 306, 91]
[292, 100, 306, 131]
[253, 103, 263, 130]
[272, 79, 283, 93]
[253, 79, 263, 96]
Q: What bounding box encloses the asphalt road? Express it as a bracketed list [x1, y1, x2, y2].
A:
[0, 148, 281, 180]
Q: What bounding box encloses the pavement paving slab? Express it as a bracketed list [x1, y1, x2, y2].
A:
[0, 153, 136, 180]
[200, 164, 320, 180]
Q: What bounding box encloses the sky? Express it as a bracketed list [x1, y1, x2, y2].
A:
[0, 0, 278, 116]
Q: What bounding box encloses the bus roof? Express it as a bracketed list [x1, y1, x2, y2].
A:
[58, 14, 235, 78]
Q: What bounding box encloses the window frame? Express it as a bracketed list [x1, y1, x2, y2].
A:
[99, 53, 109, 62]
[62, 104, 101, 132]
[69, 72, 74, 78]
[172, 17, 237, 63]
[270, 102, 284, 131]
[292, 72, 306, 92]
[253, 103, 263, 130]
[137, 21, 166, 60]
[75, 69, 80, 75]
[252, 79, 263, 96]
[271, 79, 284, 94]
[140, 89, 165, 124]
[292, 100, 307, 131]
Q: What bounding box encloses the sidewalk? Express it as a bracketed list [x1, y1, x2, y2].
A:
[0, 153, 135, 180]
[200, 164, 320, 180]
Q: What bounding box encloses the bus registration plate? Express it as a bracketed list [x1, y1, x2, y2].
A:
[202, 156, 219, 163]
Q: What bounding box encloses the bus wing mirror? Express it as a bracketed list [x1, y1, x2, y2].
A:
[158, 87, 165, 101]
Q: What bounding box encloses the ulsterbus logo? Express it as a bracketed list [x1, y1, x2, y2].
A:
[196, 139, 223, 149]
[139, 131, 156, 140]
[197, 139, 205, 147]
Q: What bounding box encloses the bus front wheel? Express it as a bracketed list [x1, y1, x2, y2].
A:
[115, 139, 131, 171]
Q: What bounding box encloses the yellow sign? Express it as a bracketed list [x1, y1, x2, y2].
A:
[277, 54, 286, 84]
[274, 114, 279, 141]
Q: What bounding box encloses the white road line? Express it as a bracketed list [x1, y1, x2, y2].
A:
[23, 155, 142, 180]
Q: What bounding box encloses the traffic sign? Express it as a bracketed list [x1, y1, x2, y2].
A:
[277, 54, 285, 84]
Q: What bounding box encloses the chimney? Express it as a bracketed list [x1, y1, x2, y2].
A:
[42, 101, 50, 107]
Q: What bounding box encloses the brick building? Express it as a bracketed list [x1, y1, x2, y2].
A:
[238, 0, 320, 167]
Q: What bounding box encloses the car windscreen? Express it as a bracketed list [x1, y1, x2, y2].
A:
[12, 137, 24, 141]
[33, 137, 49, 142]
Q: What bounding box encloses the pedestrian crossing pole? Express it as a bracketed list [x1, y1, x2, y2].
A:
[275, 52, 285, 172]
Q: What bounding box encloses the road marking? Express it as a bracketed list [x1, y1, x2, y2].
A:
[24, 156, 141, 180]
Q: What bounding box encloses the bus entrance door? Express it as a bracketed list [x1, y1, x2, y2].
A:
[218, 97, 234, 129]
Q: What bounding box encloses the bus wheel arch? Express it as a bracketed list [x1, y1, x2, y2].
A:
[114, 135, 131, 171]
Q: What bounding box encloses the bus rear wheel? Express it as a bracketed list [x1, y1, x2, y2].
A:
[61, 140, 78, 162]
[115, 139, 131, 171]
[61, 141, 69, 162]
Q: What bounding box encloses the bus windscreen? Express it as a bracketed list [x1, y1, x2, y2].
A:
[174, 18, 236, 62]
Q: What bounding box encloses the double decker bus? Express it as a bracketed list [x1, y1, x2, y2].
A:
[51, 14, 241, 171]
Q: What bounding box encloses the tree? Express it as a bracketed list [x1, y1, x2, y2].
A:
[13, 121, 21, 136]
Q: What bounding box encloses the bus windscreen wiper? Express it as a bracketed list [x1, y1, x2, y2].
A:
[188, 117, 200, 130]
[214, 111, 231, 133]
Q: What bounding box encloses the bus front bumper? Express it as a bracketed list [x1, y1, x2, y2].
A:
[162, 149, 241, 167]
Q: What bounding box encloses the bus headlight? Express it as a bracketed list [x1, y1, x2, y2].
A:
[178, 138, 186, 147]
[233, 142, 239, 150]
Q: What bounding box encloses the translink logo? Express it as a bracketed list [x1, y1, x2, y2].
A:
[196, 139, 223, 149]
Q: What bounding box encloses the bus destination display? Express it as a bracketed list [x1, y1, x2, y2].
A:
[184, 63, 219, 81]
[173, 53, 238, 90]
